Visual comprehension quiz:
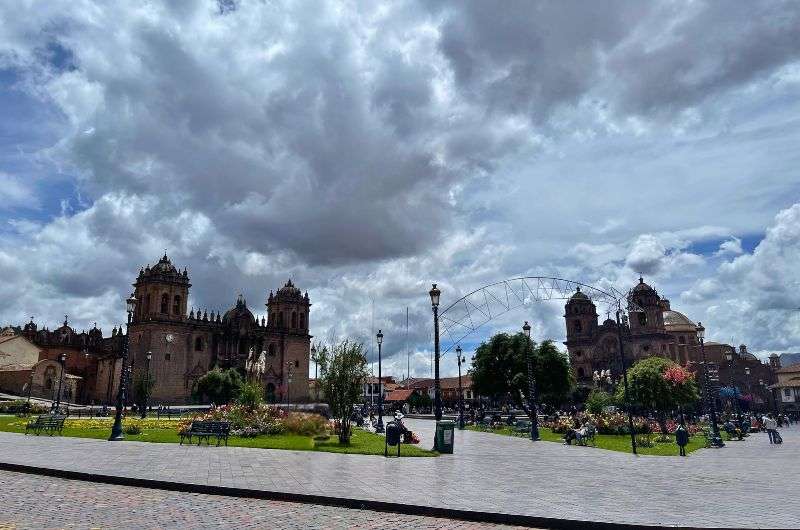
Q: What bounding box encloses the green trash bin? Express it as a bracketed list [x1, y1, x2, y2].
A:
[435, 420, 455, 454]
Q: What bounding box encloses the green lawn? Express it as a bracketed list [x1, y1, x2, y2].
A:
[466, 425, 706, 456]
[0, 415, 435, 457]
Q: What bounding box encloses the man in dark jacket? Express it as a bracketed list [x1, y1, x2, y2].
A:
[675, 425, 689, 457]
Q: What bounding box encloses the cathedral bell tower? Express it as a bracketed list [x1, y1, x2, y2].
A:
[132, 253, 190, 323]
[267, 280, 310, 333]
[628, 277, 664, 334]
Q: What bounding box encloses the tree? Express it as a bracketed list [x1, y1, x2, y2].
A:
[407, 390, 432, 411]
[585, 388, 613, 415]
[615, 357, 700, 434]
[470, 332, 573, 419]
[238, 381, 264, 409]
[317, 339, 369, 443]
[133, 371, 155, 413]
[193, 368, 243, 405]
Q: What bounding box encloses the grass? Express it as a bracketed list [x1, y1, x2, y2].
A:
[466, 425, 706, 456]
[0, 415, 436, 457]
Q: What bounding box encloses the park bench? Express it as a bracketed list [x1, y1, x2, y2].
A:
[513, 420, 531, 433]
[577, 424, 596, 446]
[180, 421, 230, 446]
[25, 414, 66, 436]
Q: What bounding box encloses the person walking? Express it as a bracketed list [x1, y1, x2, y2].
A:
[763, 414, 778, 444]
[675, 424, 689, 457]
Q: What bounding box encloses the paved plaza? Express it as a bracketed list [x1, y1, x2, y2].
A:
[0, 470, 528, 530]
[0, 420, 797, 528]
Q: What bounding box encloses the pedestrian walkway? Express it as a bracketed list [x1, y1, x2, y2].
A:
[0, 420, 797, 528]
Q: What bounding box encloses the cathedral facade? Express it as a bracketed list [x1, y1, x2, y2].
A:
[127, 254, 311, 404]
[2, 254, 311, 406]
[565, 277, 702, 383]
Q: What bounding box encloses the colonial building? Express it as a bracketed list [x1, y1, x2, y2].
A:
[0, 253, 312, 406]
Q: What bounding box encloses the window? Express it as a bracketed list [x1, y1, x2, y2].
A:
[268, 344, 276, 357]
[785, 389, 791, 397]
[144, 294, 151, 316]
[643, 345, 650, 353]
[165, 353, 171, 361]
[291, 311, 297, 328]
[574, 350, 582, 358]
[194, 337, 203, 351]
[679, 336, 686, 344]
[299, 313, 305, 329]
[278, 312, 284, 327]
[574, 320, 582, 333]
[294, 359, 299, 368]
[271, 313, 276, 326]
[577, 367, 585, 378]
[638, 312, 647, 326]
[173, 295, 181, 315]
[160, 293, 169, 314]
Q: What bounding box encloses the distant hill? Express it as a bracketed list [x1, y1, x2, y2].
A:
[779, 352, 800, 368]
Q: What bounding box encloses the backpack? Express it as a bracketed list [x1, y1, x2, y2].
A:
[773, 431, 783, 444]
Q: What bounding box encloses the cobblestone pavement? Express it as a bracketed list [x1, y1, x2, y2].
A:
[0, 419, 798, 528]
[0, 470, 529, 530]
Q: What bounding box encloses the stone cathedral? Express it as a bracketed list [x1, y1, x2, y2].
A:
[127, 254, 311, 404]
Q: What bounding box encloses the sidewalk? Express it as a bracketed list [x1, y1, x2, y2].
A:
[0, 420, 797, 528]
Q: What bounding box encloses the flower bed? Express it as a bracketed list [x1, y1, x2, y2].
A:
[543, 413, 704, 436]
[64, 417, 181, 430]
[179, 404, 329, 438]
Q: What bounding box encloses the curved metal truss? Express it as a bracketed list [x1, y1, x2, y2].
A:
[438, 277, 639, 355]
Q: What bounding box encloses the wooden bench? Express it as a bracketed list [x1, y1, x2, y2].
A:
[180, 421, 230, 446]
[25, 415, 66, 436]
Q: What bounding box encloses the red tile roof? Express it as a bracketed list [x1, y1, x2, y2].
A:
[385, 389, 415, 402]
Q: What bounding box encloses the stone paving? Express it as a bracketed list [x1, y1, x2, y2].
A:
[0, 470, 529, 529]
[0, 419, 797, 528]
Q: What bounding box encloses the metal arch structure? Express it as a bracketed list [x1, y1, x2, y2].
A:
[437, 277, 639, 355]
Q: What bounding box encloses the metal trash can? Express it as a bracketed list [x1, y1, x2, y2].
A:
[435, 420, 455, 454]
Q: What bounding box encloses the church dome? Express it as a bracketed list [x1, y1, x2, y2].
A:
[274, 279, 304, 301]
[633, 276, 656, 293]
[137, 253, 190, 286]
[568, 286, 590, 302]
[222, 294, 255, 325]
[663, 310, 696, 331]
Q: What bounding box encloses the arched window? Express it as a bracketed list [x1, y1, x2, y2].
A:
[638, 312, 647, 326]
[144, 294, 151, 317]
[299, 313, 305, 329]
[173, 295, 181, 315]
[278, 312, 284, 327]
[574, 320, 582, 333]
[268, 344, 276, 357]
[577, 367, 585, 378]
[574, 350, 582, 358]
[291, 311, 297, 328]
[270, 313, 276, 326]
[294, 359, 299, 368]
[160, 293, 169, 314]
[194, 337, 203, 351]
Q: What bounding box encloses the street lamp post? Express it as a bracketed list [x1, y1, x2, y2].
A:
[109, 293, 137, 441]
[522, 321, 540, 441]
[376, 330, 385, 434]
[141, 351, 152, 419]
[54, 352, 67, 413]
[456, 345, 465, 430]
[311, 345, 318, 402]
[615, 309, 637, 455]
[286, 362, 294, 409]
[429, 284, 442, 423]
[725, 352, 743, 429]
[697, 323, 724, 447]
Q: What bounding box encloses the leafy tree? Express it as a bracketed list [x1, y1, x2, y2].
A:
[585, 388, 613, 415]
[133, 371, 155, 415]
[407, 390, 432, 411]
[470, 333, 573, 419]
[238, 381, 264, 408]
[317, 339, 369, 443]
[615, 357, 700, 434]
[193, 368, 243, 405]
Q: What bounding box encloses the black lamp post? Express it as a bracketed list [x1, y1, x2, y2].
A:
[615, 309, 637, 455]
[697, 322, 724, 447]
[311, 345, 318, 402]
[53, 352, 67, 413]
[141, 351, 152, 419]
[376, 329, 385, 433]
[286, 362, 294, 409]
[522, 321, 540, 441]
[109, 293, 136, 441]
[26, 371, 34, 408]
[725, 351, 743, 429]
[456, 345, 465, 430]
[429, 283, 442, 423]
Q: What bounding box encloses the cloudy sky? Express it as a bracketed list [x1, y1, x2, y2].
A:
[2, 0, 800, 378]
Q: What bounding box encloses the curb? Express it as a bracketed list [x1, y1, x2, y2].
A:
[0, 461, 736, 530]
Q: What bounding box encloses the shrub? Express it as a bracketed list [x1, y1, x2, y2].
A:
[282, 412, 328, 436]
[124, 425, 142, 435]
[238, 382, 264, 408]
[585, 389, 613, 415]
